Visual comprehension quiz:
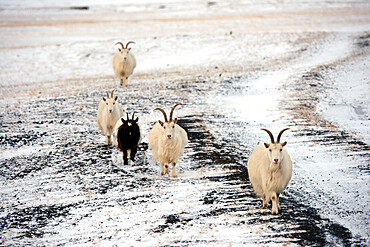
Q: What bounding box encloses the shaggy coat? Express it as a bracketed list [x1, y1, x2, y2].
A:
[117, 117, 141, 166]
[149, 104, 188, 178]
[96, 91, 123, 145]
[112, 41, 136, 86]
[247, 128, 292, 214]
[150, 123, 187, 163]
[149, 122, 188, 178]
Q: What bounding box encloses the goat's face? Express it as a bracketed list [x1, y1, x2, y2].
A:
[103, 96, 118, 114]
[123, 119, 139, 137]
[264, 142, 287, 166]
[118, 48, 131, 62]
[159, 118, 178, 140]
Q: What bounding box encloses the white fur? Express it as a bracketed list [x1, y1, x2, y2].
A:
[112, 48, 136, 86]
[112, 118, 123, 147]
[149, 121, 188, 178]
[96, 95, 123, 145]
[247, 143, 292, 214]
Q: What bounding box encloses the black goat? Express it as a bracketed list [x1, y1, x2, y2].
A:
[117, 113, 141, 166]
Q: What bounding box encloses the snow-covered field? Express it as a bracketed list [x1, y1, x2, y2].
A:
[0, 0, 369, 246]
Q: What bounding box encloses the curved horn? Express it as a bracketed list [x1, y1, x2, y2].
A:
[125, 41, 135, 49]
[261, 128, 274, 143]
[277, 128, 290, 143]
[115, 42, 124, 49]
[126, 113, 129, 121]
[106, 91, 109, 98]
[154, 108, 168, 122]
[111, 90, 114, 98]
[169, 104, 181, 122]
[132, 112, 135, 120]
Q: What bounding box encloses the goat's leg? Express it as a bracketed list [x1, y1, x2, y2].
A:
[160, 163, 165, 175]
[106, 135, 112, 145]
[171, 163, 178, 178]
[262, 194, 268, 208]
[122, 149, 129, 166]
[120, 78, 123, 86]
[112, 133, 117, 147]
[105, 129, 113, 145]
[164, 164, 170, 175]
[129, 148, 137, 167]
[271, 192, 278, 214]
[124, 77, 128, 86]
[277, 193, 281, 210]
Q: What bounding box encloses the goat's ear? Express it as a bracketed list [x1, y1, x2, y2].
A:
[281, 141, 287, 147]
[158, 120, 164, 126]
[173, 118, 178, 124]
[121, 118, 125, 123]
[114, 96, 118, 101]
[134, 117, 138, 122]
[103, 97, 106, 101]
[264, 143, 269, 148]
[128, 48, 131, 51]
[118, 48, 121, 52]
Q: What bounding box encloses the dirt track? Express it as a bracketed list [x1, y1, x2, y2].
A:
[0, 1, 369, 246]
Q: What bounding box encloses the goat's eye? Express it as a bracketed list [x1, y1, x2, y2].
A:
[280, 149, 282, 152]
[113, 102, 115, 105]
[172, 126, 175, 128]
[269, 149, 272, 152]
[106, 103, 108, 105]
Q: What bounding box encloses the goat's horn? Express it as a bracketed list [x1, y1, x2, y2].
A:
[106, 91, 109, 98]
[115, 42, 124, 49]
[261, 128, 274, 143]
[277, 128, 290, 143]
[125, 41, 135, 49]
[126, 113, 129, 121]
[154, 108, 168, 122]
[169, 104, 181, 122]
[132, 112, 135, 120]
[111, 90, 114, 98]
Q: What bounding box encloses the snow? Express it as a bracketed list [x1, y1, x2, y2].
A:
[0, 0, 369, 246]
[318, 55, 370, 144]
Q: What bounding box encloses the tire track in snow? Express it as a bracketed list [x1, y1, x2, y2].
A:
[0, 77, 362, 246]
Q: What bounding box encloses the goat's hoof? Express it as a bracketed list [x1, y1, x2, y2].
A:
[172, 174, 178, 178]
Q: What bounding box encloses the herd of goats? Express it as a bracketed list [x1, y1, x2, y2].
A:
[96, 41, 292, 214]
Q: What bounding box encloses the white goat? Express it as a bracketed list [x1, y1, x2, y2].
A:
[112, 41, 137, 86]
[96, 90, 123, 145]
[247, 128, 292, 214]
[149, 104, 188, 178]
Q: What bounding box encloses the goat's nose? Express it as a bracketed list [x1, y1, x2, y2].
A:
[274, 159, 279, 163]
[167, 135, 171, 139]
[109, 109, 112, 113]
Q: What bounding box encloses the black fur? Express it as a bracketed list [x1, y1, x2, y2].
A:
[117, 113, 140, 166]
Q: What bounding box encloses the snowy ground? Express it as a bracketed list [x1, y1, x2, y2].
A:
[0, 0, 369, 246]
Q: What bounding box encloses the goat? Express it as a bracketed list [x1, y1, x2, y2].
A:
[112, 41, 137, 86]
[247, 128, 292, 214]
[96, 90, 123, 145]
[116, 113, 141, 166]
[148, 104, 188, 178]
